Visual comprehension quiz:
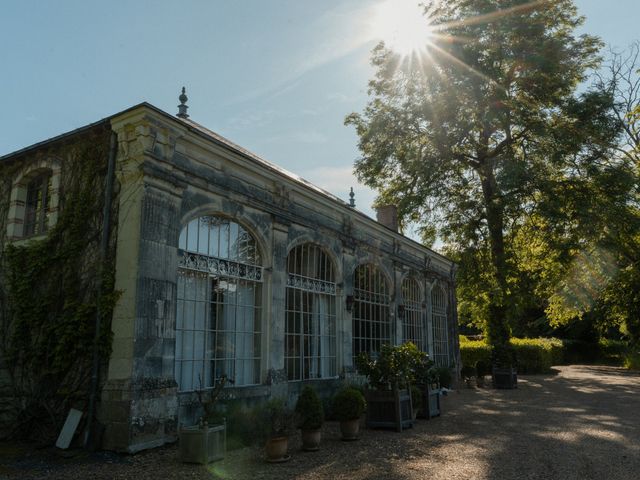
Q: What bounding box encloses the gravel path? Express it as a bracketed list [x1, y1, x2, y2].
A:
[2, 365, 639, 480]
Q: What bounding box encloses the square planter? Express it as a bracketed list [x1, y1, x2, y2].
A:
[365, 388, 414, 432]
[492, 367, 518, 389]
[416, 384, 441, 419]
[179, 421, 226, 464]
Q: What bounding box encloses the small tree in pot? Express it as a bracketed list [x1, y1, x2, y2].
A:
[295, 385, 324, 451]
[257, 398, 296, 462]
[356, 342, 424, 431]
[413, 354, 441, 419]
[179, 375, 231, 464]
[332, 387, 366, 441]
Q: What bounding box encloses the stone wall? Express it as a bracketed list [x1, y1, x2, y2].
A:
[97, 104, 458, 452]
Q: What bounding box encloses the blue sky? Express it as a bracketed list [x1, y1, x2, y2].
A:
[2, 0, 639, 227]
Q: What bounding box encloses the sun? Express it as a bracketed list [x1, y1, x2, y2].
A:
[371, 0, 435, 56]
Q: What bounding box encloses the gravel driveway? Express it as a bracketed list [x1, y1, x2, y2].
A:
[2, 365, 639, 480]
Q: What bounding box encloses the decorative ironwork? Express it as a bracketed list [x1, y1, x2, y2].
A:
[353, 288, 391, 305]
[178, 250, 263, 281]
[287, 273, 335, 294]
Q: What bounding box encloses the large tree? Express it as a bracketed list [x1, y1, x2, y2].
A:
[346, 0, 622, 351]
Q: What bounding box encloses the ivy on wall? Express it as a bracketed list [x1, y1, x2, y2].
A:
[0, 130, 120, 441]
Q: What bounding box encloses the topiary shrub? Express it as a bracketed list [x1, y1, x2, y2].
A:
[255, 397, 296, 440]
[295, 385, 324, 431]
[332, 387, 366, 421]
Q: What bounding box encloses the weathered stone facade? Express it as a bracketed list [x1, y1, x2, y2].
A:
[1, 103, 459, 453]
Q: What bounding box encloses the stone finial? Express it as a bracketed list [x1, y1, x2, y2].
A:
[177, 87, 189, 119]
[348, 187, 356, 208]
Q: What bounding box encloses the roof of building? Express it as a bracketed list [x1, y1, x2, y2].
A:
[1, 101, 454, 268]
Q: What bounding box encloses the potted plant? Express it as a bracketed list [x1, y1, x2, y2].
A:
[475, 360, 490, 388]
[332, 387, 366, 441]
[257, 397, 295, 462]
[356, 342, 423, 431]
[179, 375, 230, 464]
[295, 385, 324, 451]
[461, 365, 477, 388]
[414, 355, 440, 419]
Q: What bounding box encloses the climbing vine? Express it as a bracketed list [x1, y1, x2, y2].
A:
[0, 129, 120, 441]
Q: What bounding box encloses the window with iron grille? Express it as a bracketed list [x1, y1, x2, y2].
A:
[285, 243, 337, 381]
[23, 173, 52, 237]
[175, 216, 262, 391]
[401, 276, 425, 352]
[431, 285, 450, 367]
[352, 264, 391, 362]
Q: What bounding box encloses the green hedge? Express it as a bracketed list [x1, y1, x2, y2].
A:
[460, 337, 563, 374]
[459, 339, 490, 369]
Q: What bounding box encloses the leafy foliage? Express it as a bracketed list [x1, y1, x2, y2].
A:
[332, 387, 366, 421]
[0, 131, 119, 441]
[356, 342, 427, 390]
[295, 385, 324, 431]
[346, 0, 629, 354]
[255, 397, 296, 439]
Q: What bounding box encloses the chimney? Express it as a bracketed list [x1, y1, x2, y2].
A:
[375, 205, 398, 232]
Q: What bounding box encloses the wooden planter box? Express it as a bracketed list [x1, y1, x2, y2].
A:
[179, 421, 226, 464]
[365, 388, 414, 432]
[415, 384, 441, 419]
[492, 367, 518, 389]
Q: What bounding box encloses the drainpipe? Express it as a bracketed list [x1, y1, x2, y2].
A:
[84, 130, 117, 449]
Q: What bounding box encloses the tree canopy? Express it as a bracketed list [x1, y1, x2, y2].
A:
[347, 0, 635, 351]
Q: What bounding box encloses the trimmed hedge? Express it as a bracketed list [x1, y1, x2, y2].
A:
[460, 337, 563, 374]
[459, 339, 490, 370]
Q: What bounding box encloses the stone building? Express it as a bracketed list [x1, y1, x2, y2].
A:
[0, 96, 459, 452]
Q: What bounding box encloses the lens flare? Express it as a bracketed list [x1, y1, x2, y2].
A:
[371, 0, 435, 56]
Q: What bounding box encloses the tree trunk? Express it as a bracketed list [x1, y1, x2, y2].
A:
[479, 165, 511, 347]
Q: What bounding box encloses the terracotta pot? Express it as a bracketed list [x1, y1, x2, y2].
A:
[301, 429, 321, 451]
[265, 436, 289, 461]
[339, 418, 360, 441]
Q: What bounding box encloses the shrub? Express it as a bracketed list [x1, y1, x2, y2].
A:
[225, 402, 260, 448]
[356, 342, 427, 390]
[434, 366, 453, 388]
[332, 387, 366, 421]
[295, 386, 324, 431]
[459, 336, 563, 374]
[511, 338, 560, 374]
[599, 339, 628, 364]
[255, 398, 295, 440]
[460, 339, 491, 369]
[561, 339, 600, 364]
[624, 349, 640, 370]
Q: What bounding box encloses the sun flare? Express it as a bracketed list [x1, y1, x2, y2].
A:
[371, 0, 435, 56]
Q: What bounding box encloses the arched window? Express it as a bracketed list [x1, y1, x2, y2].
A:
[402, 276, 425, 351]
[7, 162, 60, 241]
[175, 215, 262, 391]
[431, 285, 449, 367]
[285, 244, 336, 381]
[352, 264, 391, 361]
